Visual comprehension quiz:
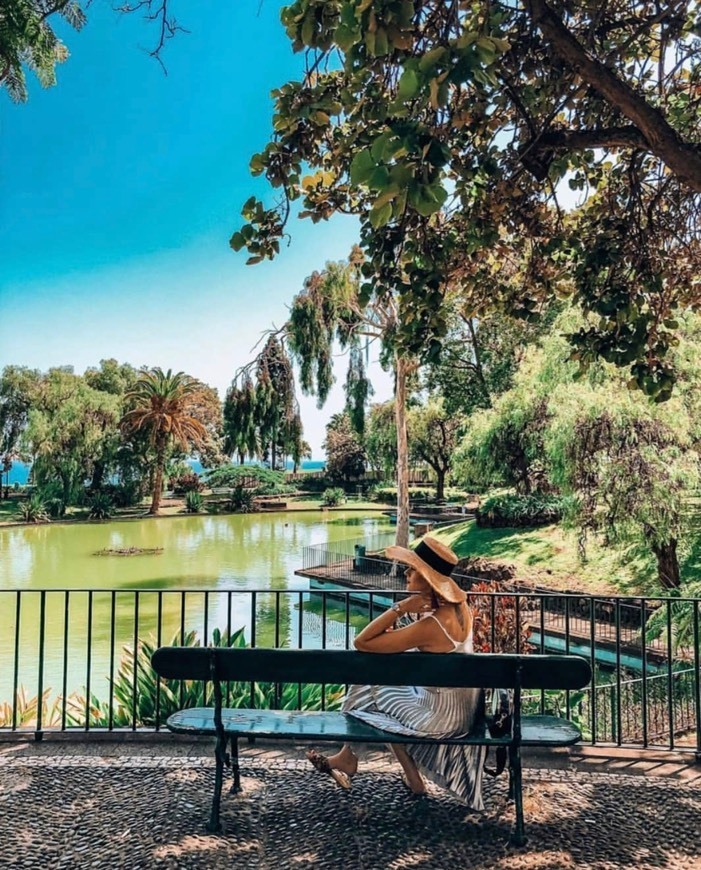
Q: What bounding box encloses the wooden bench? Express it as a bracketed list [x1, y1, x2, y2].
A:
[151, 647, 591, 845]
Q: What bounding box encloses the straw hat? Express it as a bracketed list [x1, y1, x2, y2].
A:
[385, 536, 465, 604]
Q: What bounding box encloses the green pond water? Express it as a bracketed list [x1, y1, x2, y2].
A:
[0, 511, 393, 718]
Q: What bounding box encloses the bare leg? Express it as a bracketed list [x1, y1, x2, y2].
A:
[390, 745, 427, 794]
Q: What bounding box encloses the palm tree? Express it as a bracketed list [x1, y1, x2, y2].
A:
[121, 369, 208, 515]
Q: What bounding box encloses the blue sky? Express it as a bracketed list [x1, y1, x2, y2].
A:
[0, 0, 391, 455]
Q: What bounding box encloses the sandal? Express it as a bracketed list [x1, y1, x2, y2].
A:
[306, 749, 352, 790]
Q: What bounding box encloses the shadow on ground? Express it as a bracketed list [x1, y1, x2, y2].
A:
[1, 751, 699, 869]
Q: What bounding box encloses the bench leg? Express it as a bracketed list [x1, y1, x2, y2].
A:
[230, 735, 242, 794]
[207, 733, 227, 833]
[508, 744, 526, 847]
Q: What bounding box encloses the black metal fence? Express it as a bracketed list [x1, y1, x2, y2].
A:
[0, 586, 699, 757]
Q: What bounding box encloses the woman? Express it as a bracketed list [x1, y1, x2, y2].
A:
[307, 536, 486, 809]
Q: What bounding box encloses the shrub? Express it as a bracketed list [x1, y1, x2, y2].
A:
[171, 471, 203, 494]
[206, 465, 292, 495]
[88, 492, 114, 520]
[322, 487, 345, 506]
[292, 474, 334, 493]
[368, 485, 436, 504]
[469, 581, 533, 653]
[476, 493, 566, 528]
[185, 491, 204, 513]
[37, 482, 66, 518]
[228, 484, 255, 513]
[17, 494, 49, 523]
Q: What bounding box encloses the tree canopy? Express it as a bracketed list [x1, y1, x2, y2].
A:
[455, 307, 701, 591]
[121, 368, 209, 514]
[233, 0, 701, 401]
[1, 0, 182, 101]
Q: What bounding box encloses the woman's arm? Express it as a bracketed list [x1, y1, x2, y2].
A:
[354, 596, 436, 653]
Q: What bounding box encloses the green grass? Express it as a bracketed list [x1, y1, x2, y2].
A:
[0, 499, 20, 520]
[434, 520, 651, 595]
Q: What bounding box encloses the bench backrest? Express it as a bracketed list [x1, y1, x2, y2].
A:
[151, 647, 592, 691]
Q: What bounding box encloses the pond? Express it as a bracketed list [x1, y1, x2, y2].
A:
[0, 511, 394, 720]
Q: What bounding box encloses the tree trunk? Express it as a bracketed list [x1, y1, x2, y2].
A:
[149, 438, 166, 515]
[652, 538, 681, 590]
[394, 354, 410, 548]
[61, 471, 72, 507]
[435, 468, 446, 501]
[90, 460, 105, 491]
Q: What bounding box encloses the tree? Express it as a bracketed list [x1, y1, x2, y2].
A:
[223, 373, 259, 464]
[554, 406, 692, 589]
[456, 388, 551, 495]
[408, 399, 464, 500]
[226, 339, 304, 471]
[183, 379, 225, 469]
[1, 0, 183, 102]
[456, 306, 701, 590]
[344, 343, 374, 436]
[233, 0, 701, 402]
[424, 305, 561, 417]
[22, 367, 121, 505]
[323, 412, 366, 484]
[284, 258, 416, 546]
[0, 365, 40, 494]
[83, 359, 140, 490]
[121, 368, 208, 515]
[365, 400, 397, 481]
[255, 337, 302, 471]
[0, 1, 85, 102]
[291, 438, 312, 473]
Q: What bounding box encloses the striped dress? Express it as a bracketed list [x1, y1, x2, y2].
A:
[342, 615, 486, 809]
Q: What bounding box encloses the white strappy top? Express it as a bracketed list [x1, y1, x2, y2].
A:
[428, 613, 473, 653]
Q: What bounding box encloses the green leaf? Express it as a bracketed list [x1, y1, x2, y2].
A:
[370, 131, 391, 161]
[301, 15, 315, 45]
[397, 68, 420, 101]
[229, 231, 246, 251]
[369, 201, 393, 228]
[419, 46, 447, 73]
[350, 149, 376, 185]
[249, 153, 265, 174]
[335, 23, 359, 51]
[368, 165, 390, 190]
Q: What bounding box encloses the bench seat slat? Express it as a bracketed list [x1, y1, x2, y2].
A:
[166, 708, 582, 747]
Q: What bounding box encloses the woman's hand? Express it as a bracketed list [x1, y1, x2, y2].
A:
[396, 594, 433, 615]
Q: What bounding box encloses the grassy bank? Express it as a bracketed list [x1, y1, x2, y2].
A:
[433, 520, 648, 595]
[0, 493, 390, 527]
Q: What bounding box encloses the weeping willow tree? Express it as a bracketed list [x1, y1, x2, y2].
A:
[344, 344, 374, 437]
[223, 373, 258, 464]
[286, 254, 414, 547]
[256, 336, 303, 471]
[227, 338, 304, 471]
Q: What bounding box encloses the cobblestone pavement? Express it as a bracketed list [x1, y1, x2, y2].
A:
[0, 742, 699, 870]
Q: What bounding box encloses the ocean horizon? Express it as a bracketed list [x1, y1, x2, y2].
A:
[3, 459, 326, 487]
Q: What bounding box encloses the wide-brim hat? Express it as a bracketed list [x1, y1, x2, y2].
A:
[385, 536, 465, 604]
